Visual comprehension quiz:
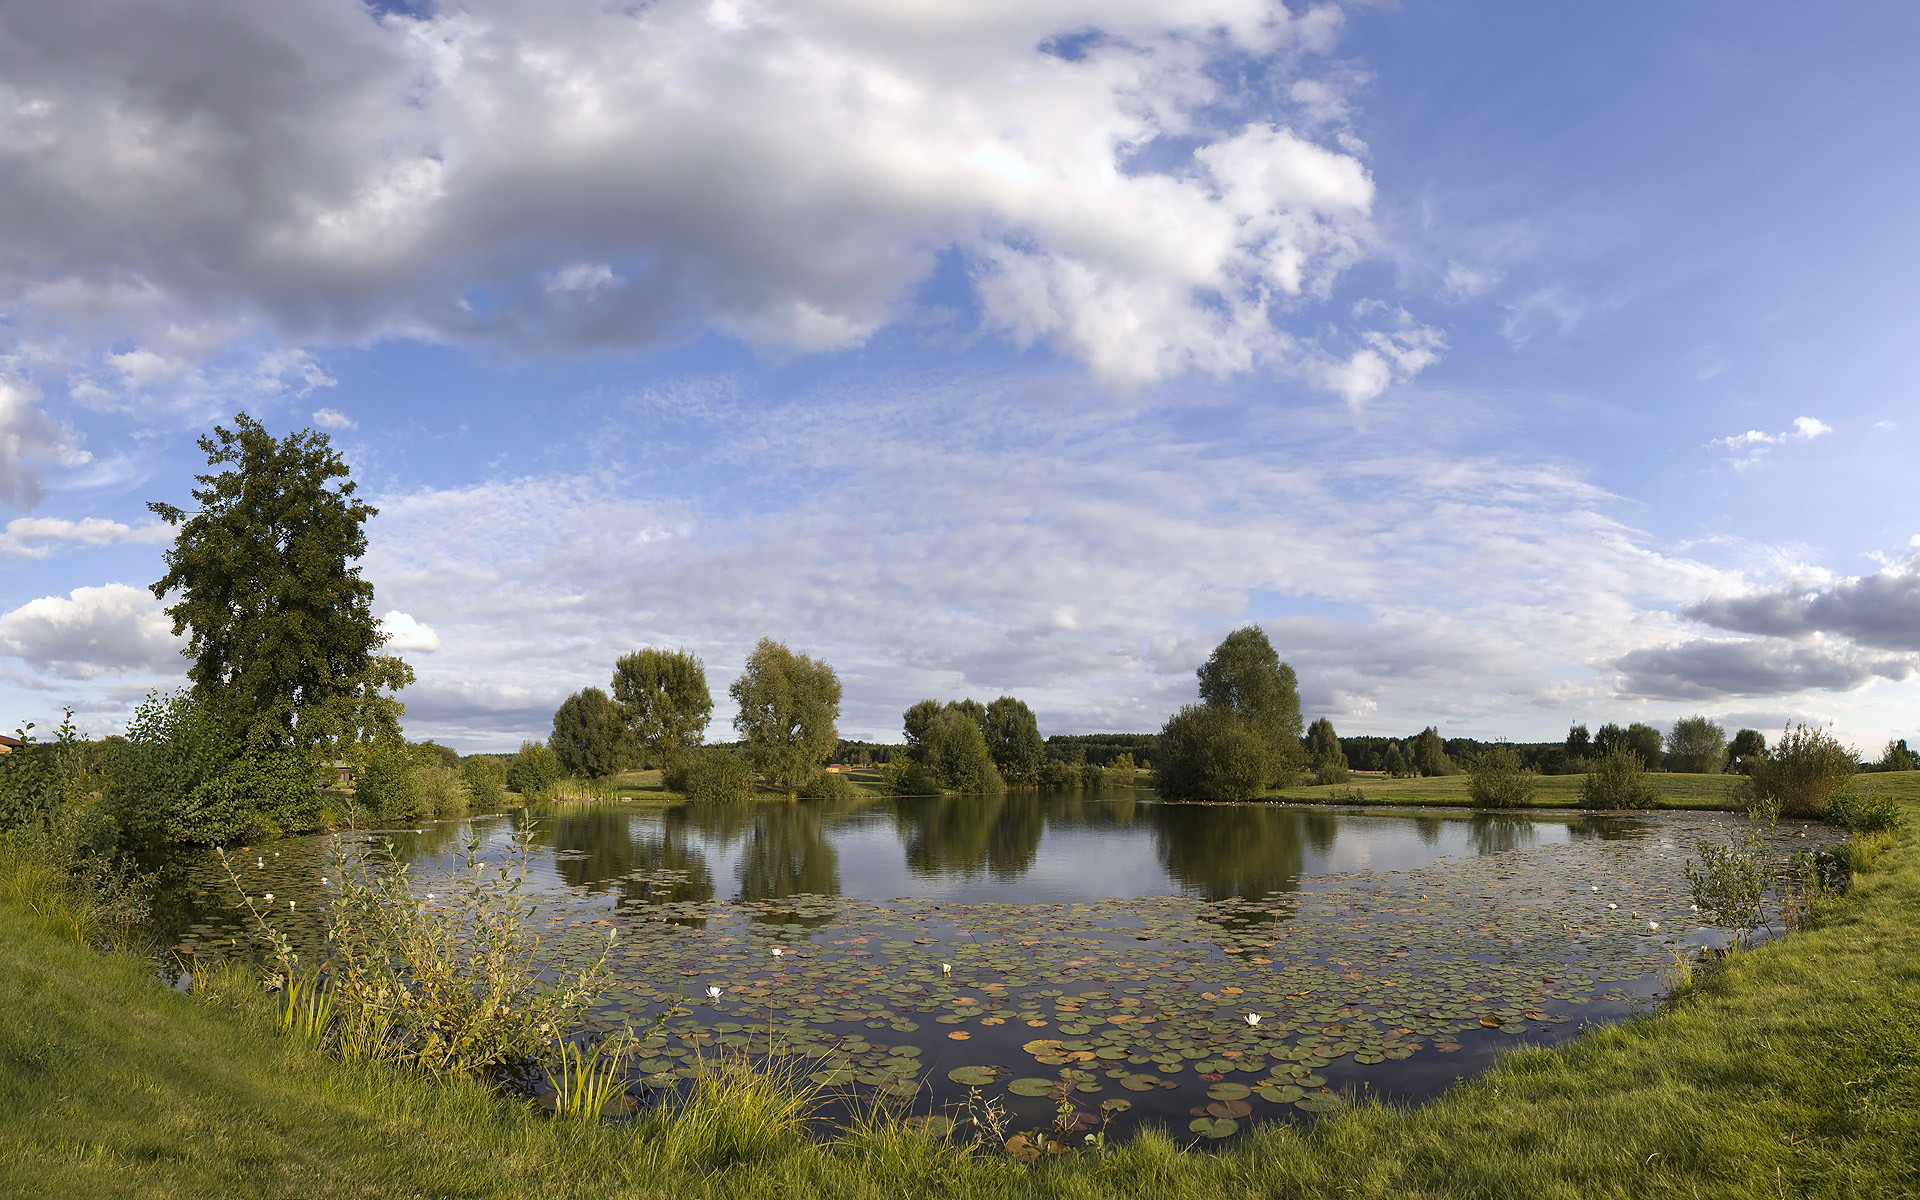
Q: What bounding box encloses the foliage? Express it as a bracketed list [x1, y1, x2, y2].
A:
[1594, 722, 1664, 770]
[797, 768, 859, 801]
[1409, 727, 1453, 777]
[544, 1034, 633, 1121]
[0, 720, 60, 834]
[1665, 715, 1727, 774]
[1874, 738, 1916, 773]
[1379, 742, 1414, 778]
[505, 741, 561, 799]
[1826, 786, 1905, 833]
[1727, 727, 1767, 774]
[884, 756, 941, 796]
[460, 757, 507, 809]
[1196, 626, 1304, 780]
[1750, 722, 1856, 819]
[351, 737, 424, 821]
[900, 701, 1005, 795]
[610, 648, 713, 773]
[114, 689, 322, 844]
[147, 412, 408, 754]
[983, 696, 1046, 785]
[674, 750, 753, 803]
[1153, 704, 1269, 802]
[1580, 745, 1657, 810]
[1684, 806, 1775, 948]
[550, 687, 629, 779]
[235, 828, 614, 1078]
[1305, 718, 1349, 785]
[1565, 723, 1592, 759]
[1467, 743, 1537, 808]
[729, 638, 842, 800]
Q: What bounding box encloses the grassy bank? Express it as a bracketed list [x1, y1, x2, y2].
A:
[4, 811, 1918, 1199]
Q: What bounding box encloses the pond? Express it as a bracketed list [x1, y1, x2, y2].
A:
[151, 792, 1826, 1141]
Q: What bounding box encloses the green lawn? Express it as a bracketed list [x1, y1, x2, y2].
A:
[3, 809, 1917, 1198]
[1265, 770, 1753, 809]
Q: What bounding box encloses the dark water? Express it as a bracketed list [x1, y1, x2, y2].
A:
[154, 792, 1813, 1142]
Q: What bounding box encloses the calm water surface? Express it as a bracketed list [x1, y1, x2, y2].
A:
[157, 792, 1810, 1141]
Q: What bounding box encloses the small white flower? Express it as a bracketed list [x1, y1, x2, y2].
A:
[941, 963, 952, 977]
[1589, 886, 1598, 892]
[707, 985, 723, 1000]
[1607, 903, 1617, 910]
[1648, 921, 1659, 931]
[264, 893, 273, 901]
[771, 947, 783, 957]
[1691, 904, 1699, 913]
[1245, 1012, 1261, 1027]
[321, 877, 330, 885]
[289, 900, 296, 909]
[426, 893, 436, 901]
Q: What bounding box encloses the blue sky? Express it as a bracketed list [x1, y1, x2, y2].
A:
[3, 1, 1917, 753]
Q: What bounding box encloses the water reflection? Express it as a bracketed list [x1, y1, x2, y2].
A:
[475, 792, 1685, 908]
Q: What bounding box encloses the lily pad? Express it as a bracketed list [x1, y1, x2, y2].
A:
[1007, 1077, 1058, 1097]
[946, 1066, 999, 1086]
[1205, 1081, 1251, 1101]
[1188, 1116, 1239, 1138]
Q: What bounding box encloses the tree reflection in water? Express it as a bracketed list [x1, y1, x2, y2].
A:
[736, 801, 839, 917]
[1150, 805, 1338, 900]
[897, 793, 1046, 881]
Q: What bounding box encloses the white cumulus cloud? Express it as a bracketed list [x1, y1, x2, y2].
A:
[0, 516, 172, 559]
[0, 583, 185, 679]
[1707, 415, 1832, 469]
[0, 0, 1433, 393]
[380, 609, 442, 653]
[312, 407, 358, 431]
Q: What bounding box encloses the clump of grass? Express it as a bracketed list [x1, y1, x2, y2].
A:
[633, 1050, 827, 1169]
[544, 1034, 632, 1121]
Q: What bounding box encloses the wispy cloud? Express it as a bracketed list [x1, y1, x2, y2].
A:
[1707, 415, 1831, 469]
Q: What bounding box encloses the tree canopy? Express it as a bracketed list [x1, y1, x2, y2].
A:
[984, 696, 1046, 785]
[611, 648, 713, 771]
[1153, 704, 1269, 802]
[551, 686, 629, 778]
[147, 412, 407, 753]
[1196, 625, 1304, 778]
[1727, 728, 1767, 775]
[1665, 715, 1727, 774]
[900, 699, 1005, 794]
[730, 638, 842, 800]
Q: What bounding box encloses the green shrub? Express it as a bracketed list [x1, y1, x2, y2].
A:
[228, 828, 614, 1078]
[884, 756, 940, 796]
[1468, 743, 1538, 808]
[1750, 722, 1855, 819]
[1153, 705, 1270, 802]
[679, 751, 753, 803]
[461, 757, 507, 809]
[1825, 786, 1905, 833]
[797, 768, 858, 801]
[410, 746, 468, 819]
[1313, 760, 1352, 786]
[506, 740, 561, 799]
[1685, 821, 1770, 948]
[352, 737, 422, 821]
[1580, 746, 1657, 810]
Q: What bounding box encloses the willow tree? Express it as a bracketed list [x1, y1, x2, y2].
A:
[611, 647, 713, 772]
[730, 638, 841, 800]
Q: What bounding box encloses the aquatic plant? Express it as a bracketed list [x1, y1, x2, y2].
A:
[544, 1033, 632, 1121]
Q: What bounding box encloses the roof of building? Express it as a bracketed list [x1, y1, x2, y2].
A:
[0, 734, 23, 750]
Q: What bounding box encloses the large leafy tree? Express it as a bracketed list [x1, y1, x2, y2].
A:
[730, 638, 842, 800]
[1196, 625, 1304, 780]
[148, 413, 408, 753]
[551, 686, 630, 778]
[610, 647, 713, 771]
[1666, 715, 1727, 774]
[1152, 704, 1269, 802]
[984, 696, 1046, 785]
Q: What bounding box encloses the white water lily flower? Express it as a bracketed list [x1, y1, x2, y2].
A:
[1607, 903, 1617, 910]
[707, 985, 723, 1000]
[1648, 921, 1659, 931]
[942, 963, 952, 977]
[1691, 904, 1699, 913]
[1590, 886, 1598, 891]
[264, 893, 273, 901]
[772, 947, 783, 957]
[1245, 1012, 1261, 1027]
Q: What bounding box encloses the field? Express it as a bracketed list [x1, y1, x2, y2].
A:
[2, 806, 1916, 1197]
[1270, 770, 1733, 809]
